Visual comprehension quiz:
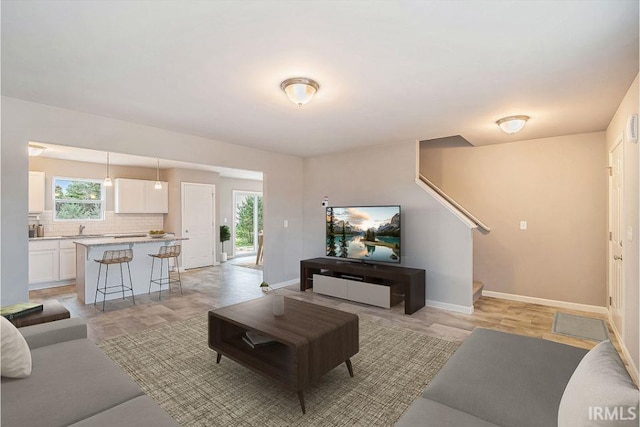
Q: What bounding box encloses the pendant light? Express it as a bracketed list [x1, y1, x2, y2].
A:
[28, 144, 46, 156]
[104, 152, 113, 187]
[154, 158, 162, 190]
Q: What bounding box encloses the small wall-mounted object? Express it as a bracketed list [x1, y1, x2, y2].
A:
[627, 114, 638, 143]
[322, 196, 329, 207]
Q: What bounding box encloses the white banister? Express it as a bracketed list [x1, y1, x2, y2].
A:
[415, 174, 491, 234]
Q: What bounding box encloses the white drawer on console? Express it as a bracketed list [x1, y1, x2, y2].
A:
[348, 280, 391, 309]
[313, 274, 349, 299]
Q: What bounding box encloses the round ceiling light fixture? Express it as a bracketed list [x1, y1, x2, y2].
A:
[496, 115, 530, 134]
[280, 77, 320, 107]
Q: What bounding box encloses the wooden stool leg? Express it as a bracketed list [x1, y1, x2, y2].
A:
[94, 263, 102, 306]
[345, 359, 354, 377]
[297, 391, 306, 414]
[119, 262, 126, 300]
[149, 256, 155, 295]
[127, 262, 135, 305]
[175, 255, 183, 294]
[102, 264, 109, 311]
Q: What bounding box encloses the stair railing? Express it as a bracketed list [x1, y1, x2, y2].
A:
[416, 173, 491, 234]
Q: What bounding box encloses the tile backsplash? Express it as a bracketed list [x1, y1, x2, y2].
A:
[29, 211, 164, 236]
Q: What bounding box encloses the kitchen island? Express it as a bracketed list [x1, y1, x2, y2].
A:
[74, 235, 187, 304]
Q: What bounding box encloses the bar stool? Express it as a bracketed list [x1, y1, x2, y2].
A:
[94, 249, 135, 311]
[148, 245, 183, 299]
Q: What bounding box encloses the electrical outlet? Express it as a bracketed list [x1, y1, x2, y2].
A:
[520, 221, 527, 230]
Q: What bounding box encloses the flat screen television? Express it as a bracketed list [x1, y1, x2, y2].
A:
[326, 205, 401, 264]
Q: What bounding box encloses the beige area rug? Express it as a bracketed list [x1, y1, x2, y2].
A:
[98, 314, 459, 426]
[234, 261, 263, 271]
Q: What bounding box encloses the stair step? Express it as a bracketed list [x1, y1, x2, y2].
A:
[473, 281, 484, 303]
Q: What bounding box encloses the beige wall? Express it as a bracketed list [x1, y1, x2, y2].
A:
[605, 74, 639, 374]
[304, 140, 475, 311]
[1, 97, 304, 305]
[421, 132, 608, 307]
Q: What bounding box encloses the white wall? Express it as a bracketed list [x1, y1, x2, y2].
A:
[303, 140, 474, 312]
[1, 97, 304, 305]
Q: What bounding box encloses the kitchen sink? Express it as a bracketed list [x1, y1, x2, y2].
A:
[65, 234, 105, 238]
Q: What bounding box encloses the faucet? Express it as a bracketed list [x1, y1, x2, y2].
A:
[79, 224, 86, 235]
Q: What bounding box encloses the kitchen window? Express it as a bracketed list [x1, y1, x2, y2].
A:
[53, 177, 104, 221]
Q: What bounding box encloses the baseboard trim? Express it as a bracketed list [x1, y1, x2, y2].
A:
[271, 279, 298, 290]
[482, 290, 608, 315]
[608, 312, 639, 385]
[29, 280, 75, 291]
[425, 299, 474, 314]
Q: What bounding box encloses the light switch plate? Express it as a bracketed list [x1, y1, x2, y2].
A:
[627, 226, 633, 242]
[520, 221, 527, 230]
[284, 220, 289, 228]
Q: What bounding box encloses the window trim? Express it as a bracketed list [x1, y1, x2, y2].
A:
[52, 176, 105, 222]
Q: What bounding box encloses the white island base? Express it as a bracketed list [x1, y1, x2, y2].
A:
[74, 236, 187, 304]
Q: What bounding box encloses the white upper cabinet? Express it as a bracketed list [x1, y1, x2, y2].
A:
[28, 171, 46, 213]
[114, 178, 168, 213]
[114, 178, 146, 213]
[144, 180, 169, 213]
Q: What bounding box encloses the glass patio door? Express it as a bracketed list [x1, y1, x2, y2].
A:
[233, 191, 263, 256]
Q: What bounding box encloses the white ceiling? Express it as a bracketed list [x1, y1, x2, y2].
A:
[32, 142, 263, 181]
[3, 1, 638, 157]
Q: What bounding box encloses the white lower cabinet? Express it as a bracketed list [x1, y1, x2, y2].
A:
[29, 240, 76, 285]
[313, 274, 391, 308]
[59, 240, 77, 280]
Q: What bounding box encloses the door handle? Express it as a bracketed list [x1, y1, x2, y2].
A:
[614, 255, 623, 261]
[185, 230, 189, 233]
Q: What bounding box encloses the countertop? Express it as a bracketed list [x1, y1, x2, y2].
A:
[74, 235, 187, 247]
[29, 233, 148, 241]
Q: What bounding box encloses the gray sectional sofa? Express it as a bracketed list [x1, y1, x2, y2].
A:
[1, 318, 178, 427]
[397, 328, 638, 427]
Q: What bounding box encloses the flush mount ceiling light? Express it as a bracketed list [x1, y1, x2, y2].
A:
[28, 144, 46, 156]
[496, 115, 530, 134]
[104, 152, 113, 187]
[280, 77, 320, 107]
[154, 158, 162, 190]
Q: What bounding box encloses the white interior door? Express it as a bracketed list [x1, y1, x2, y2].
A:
[608, 137, 624, 334]
[182, 182, 215, 269]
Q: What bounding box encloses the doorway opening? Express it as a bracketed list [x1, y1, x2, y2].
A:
[232, 191, 263, 258]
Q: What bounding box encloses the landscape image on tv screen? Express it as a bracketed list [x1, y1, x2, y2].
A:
[326, 206, 401, 263]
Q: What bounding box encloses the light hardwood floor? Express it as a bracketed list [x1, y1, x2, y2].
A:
[30, 258, 630, 375]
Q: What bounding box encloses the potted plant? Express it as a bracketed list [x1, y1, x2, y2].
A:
[220, 225, 231, 262]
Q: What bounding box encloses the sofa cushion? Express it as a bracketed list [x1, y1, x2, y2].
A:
[423, 328, 587, 427]
[0, 316, 32, 378]
[19, 317, 87, 349]
[396, 397, 500, 427]
[68, 396, 178, 427]
[558, 340, 639, 426]
[1, 339, 143, 427]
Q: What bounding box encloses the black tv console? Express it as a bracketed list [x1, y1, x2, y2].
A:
[300, 258, 426, 315]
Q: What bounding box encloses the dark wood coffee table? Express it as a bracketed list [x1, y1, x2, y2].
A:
[208, 296, 359, 413]
[10, 300, 70, 328]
